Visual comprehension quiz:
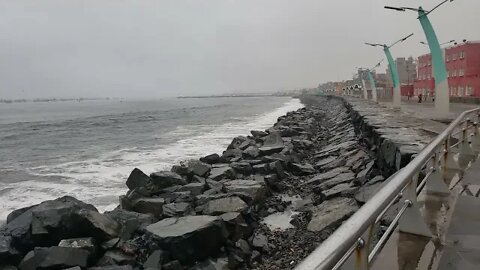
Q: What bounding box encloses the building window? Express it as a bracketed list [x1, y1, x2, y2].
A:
[460, 69, 464, 76]
[460, 51, 465, 59]
[446, 55, 450, 62]
[458, 86, 464, 97]
[453, 87, 457, 96]
[453, 53, 457, 60]
[466, 86, 473, 96]
[453, 70, 457, 77]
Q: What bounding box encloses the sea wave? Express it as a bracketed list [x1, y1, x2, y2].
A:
[0, 98, 303, 220]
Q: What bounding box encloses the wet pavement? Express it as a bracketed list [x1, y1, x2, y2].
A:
[371, 157, 480, 270]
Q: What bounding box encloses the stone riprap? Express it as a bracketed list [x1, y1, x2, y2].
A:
[0, 95, 409, 270]
[340, 97, 442, 176]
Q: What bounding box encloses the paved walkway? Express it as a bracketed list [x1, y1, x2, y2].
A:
[380, 100, 479, 122]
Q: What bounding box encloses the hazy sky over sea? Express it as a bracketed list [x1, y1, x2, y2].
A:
[0, 0, 478, 99]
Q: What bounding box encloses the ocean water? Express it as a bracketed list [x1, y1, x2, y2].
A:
[0, 97, 303, 220]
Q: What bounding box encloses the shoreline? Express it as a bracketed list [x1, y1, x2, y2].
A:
[0, 95, 382, 269]
[0, 98, 303, 222]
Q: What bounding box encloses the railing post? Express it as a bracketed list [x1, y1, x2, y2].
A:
[399, 173, 432, 237]
[470, 112, 480, 153]
[442, 136, 460, 172]
[426, 152, 450, 195]
[340, 226, 373, 270]
[457, 118, 476, 167]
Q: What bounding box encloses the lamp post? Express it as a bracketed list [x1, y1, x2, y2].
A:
[385, 0, 454, 118]
[358, 59, 383, 102]
[366, 33, 414, 108]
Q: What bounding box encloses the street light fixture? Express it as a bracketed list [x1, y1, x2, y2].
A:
[420, 40, 455, 46]
[357, 59, 384, 103]
[365, 33, 414, 108]
[385, 0, 454, 118]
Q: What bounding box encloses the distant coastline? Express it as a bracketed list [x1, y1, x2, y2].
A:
[177, 93, 295, 98]
[0, 97, 120, 104]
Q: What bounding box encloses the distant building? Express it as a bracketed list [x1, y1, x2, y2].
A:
[414, 41, 480, 98]
[386, 57, 417, 89]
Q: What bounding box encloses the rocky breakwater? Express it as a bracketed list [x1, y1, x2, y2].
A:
[0, 96, 385, 270]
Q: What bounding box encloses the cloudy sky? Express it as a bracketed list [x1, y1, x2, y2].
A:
[0, 0, 478, 99]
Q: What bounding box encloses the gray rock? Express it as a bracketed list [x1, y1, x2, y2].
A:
[230, 162, 253, 175]
[131, 197, 165, 218]
[125, 168, 151, 191]
[321, 158, 346, 171]
[162, 202, 193, 217]
[322, 183, 357, 199]
[224, 180, 266, 202]
[252, 163, 269, 174]
[19, 247, 89, 270]
[345, 150, 367, 167]
[228, 136, 247, 150]
[316, 172, 356, 190]
[291, 163, 316, 175]
[243, 146, 260, 159]
[355, 160, 375, 185]
[251, 233, 268, 250]
[307, 198, 358, 232]
[163, 260, 183, 270]
[150, 171, 187, 189]
[203, 196, 248, 215]
[96, 250, 136, 266]
[145, 215, 228, 264]
[188, 161, 212, 177]
[177, 182, 205, 196]
[0, 196, 98, 260]
[200, 153, 220, 164]
[6, 205, 35, 224]
[58, 237, 97, 256]
[171, 164, 190, 177]
[209, 166, 236, 181]
[143, 250, 166, 269]
[100, 238, 120, 250]
[269, 161, 286, 179]
[105, 208, 155, 238]
[251, 130, 268, 137]
[75, 209, 120, 241]
[88, 266, 133, 270]
[306, 167, 351, 185]
[314, 156, 338, 168]
[259, 131, 284, 155]
[355, 181, 383, 203]
[220, 212, 251, 240]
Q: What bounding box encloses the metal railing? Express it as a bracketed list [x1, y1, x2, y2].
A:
[295, 107, 480, 270]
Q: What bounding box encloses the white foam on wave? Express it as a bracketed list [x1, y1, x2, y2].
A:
[0, 98, 303, 220]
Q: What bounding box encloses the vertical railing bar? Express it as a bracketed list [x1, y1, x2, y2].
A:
[368, 200, 411, 264]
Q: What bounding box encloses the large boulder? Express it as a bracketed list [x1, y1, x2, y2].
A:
[0, 196, 103, 263]
[290, 163, 316, 175]
[125, 168, 151, 191]
[209, 166, 236, 181]
[104, 209, 155, 240]
[203, 197, 248, 215]
[188, 161, 211, 177]
[130, 197, 165, 218]
[18, 246, 90, 270]
[145, 215, 228, 264]
[224, 180, 266, 202]
[259, 131, 284, 155]
[150, 171, 187, 189]
[307, 198, 358, 232]
[200, 153, 220, 164]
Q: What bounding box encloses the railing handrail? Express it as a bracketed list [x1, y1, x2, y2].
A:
[295, 107, 480, 270]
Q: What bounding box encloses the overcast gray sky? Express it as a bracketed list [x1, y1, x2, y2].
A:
[0, 0, 478, 99]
